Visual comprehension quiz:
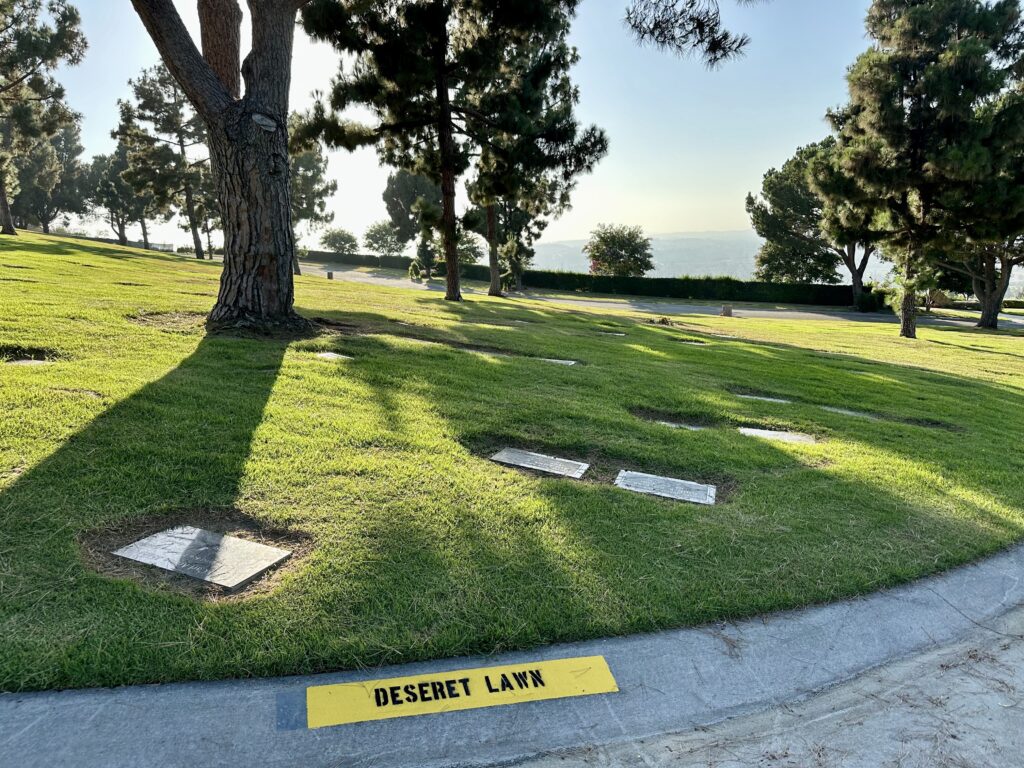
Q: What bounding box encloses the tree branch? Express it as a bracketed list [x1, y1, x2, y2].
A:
[198, 0, 243, 99]
[129, 0, 232, 121]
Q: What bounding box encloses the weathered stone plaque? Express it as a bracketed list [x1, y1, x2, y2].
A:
[316, 352, 352, 361]
[614, 471, 716, 505]
[490, 448, 589, 479]
[7, 358, 50, 366]
[738, 427, 816, 445]
[541, 358, 578, 366]
[657, 421, 706, 432]
[113, 526, 291, 591]
[737, 394, 792, 405]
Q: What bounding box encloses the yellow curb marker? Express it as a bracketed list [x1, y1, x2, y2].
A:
[306, 655, 618, 729]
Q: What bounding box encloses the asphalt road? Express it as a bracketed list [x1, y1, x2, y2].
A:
[302, 262, 1024, 329]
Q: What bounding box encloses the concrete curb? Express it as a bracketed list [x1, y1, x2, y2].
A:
[3, 543, 1024, 768]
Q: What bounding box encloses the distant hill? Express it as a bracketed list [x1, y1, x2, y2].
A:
[532, 230, 895, 284]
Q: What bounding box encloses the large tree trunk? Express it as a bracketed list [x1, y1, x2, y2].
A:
[140, 217, 150, 249]
[898, 289, 917, 338]
[115, 216, 128, 246]
[41, 219, 51, 235]
[0, 176, 16, 236]
[973, 258, 1012, 330]
[131, 0, 305, 332]
[841, 242, 873, 307]
[418, 232, 433, 281]
[184, 183, 206, 259]
[434, 44, 461, 302]
[486, 203, 502, 297]
[205, 103, 299, 328]
[179, 133, 206, 260]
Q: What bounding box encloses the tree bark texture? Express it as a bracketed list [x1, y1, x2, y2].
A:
[486, 203, 501, 296]
[433, 40, 461, 302]
[0, 176, 16, 235]
[178, 133, 206, 260]
[899, 289, 917, 338]
[131, 0, 305, 330]
[140, 217, 150, 249]
[973, 258, 1013, 330]
[112, 215, 128, 246]
[183, 182, 206, 259]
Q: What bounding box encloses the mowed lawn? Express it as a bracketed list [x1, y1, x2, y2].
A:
[2, 233, 1023, 692]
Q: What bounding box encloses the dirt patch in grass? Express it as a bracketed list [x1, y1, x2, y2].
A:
[1, 263, 33, 270]
[900, 416, 965, 432]
[630, 407, 722, 429]
[0, 277, 38, 284]
[128, 310, 207, 334]
[51, 387, 104, 399]
[115, 281, 148, 287]
[80, 508, 314, 601]
[1, 465, 26, 483]
[0, 345, 59, 364]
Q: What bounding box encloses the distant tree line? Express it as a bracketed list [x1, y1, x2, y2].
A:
[749, 0, 1024, 333]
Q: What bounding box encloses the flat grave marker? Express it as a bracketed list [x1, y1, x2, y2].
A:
[656, 421, 707, 432]
[112, 526, 291, 591]
[738, 428, 816, 445]
[614, 471, 717, 506]
[541, 358, 578, 366]
[737, 394, 792, 405]
[821, 405, 880, 421]
[491, 448, 589, 479]
[598, 332, 627, 337]
[316, 352, 353, 361]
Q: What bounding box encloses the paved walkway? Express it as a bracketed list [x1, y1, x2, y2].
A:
[522, 606, 1024, 767]
[304, 262, 1024, 329]
[3, 542, 1024, 768]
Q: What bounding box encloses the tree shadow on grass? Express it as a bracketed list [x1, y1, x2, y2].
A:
[6, 233, 220, 269]
[0, 334, 288, 690]
[3, 293, 1024, 691]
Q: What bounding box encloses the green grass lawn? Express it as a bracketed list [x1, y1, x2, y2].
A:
[2, 233, 1024, 692]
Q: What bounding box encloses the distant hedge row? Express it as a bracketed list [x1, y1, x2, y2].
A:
[302, 249, 862, 307]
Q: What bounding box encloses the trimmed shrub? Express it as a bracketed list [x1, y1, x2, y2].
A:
[302, 248, 865, 307]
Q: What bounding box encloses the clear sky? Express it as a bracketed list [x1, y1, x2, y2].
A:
[57, 0, 872, 246]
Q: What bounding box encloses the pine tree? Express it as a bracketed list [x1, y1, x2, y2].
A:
[812, 0, 1024, 338]
[289, 113, 337, 274]
[0, 0, 85, 235]
[936, 235, 1024, 328]
[747, 139, 875, 298]
[85, 141, 149, 246]
[383, 171, 442, 248]
[466, 26, 607, 296]
[130, 0, 315, 330]
[117, 65, 209, 259]
[301, 0, 585, 302]
[10, 122, 87, 233]
[626, 0, 764, 64]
